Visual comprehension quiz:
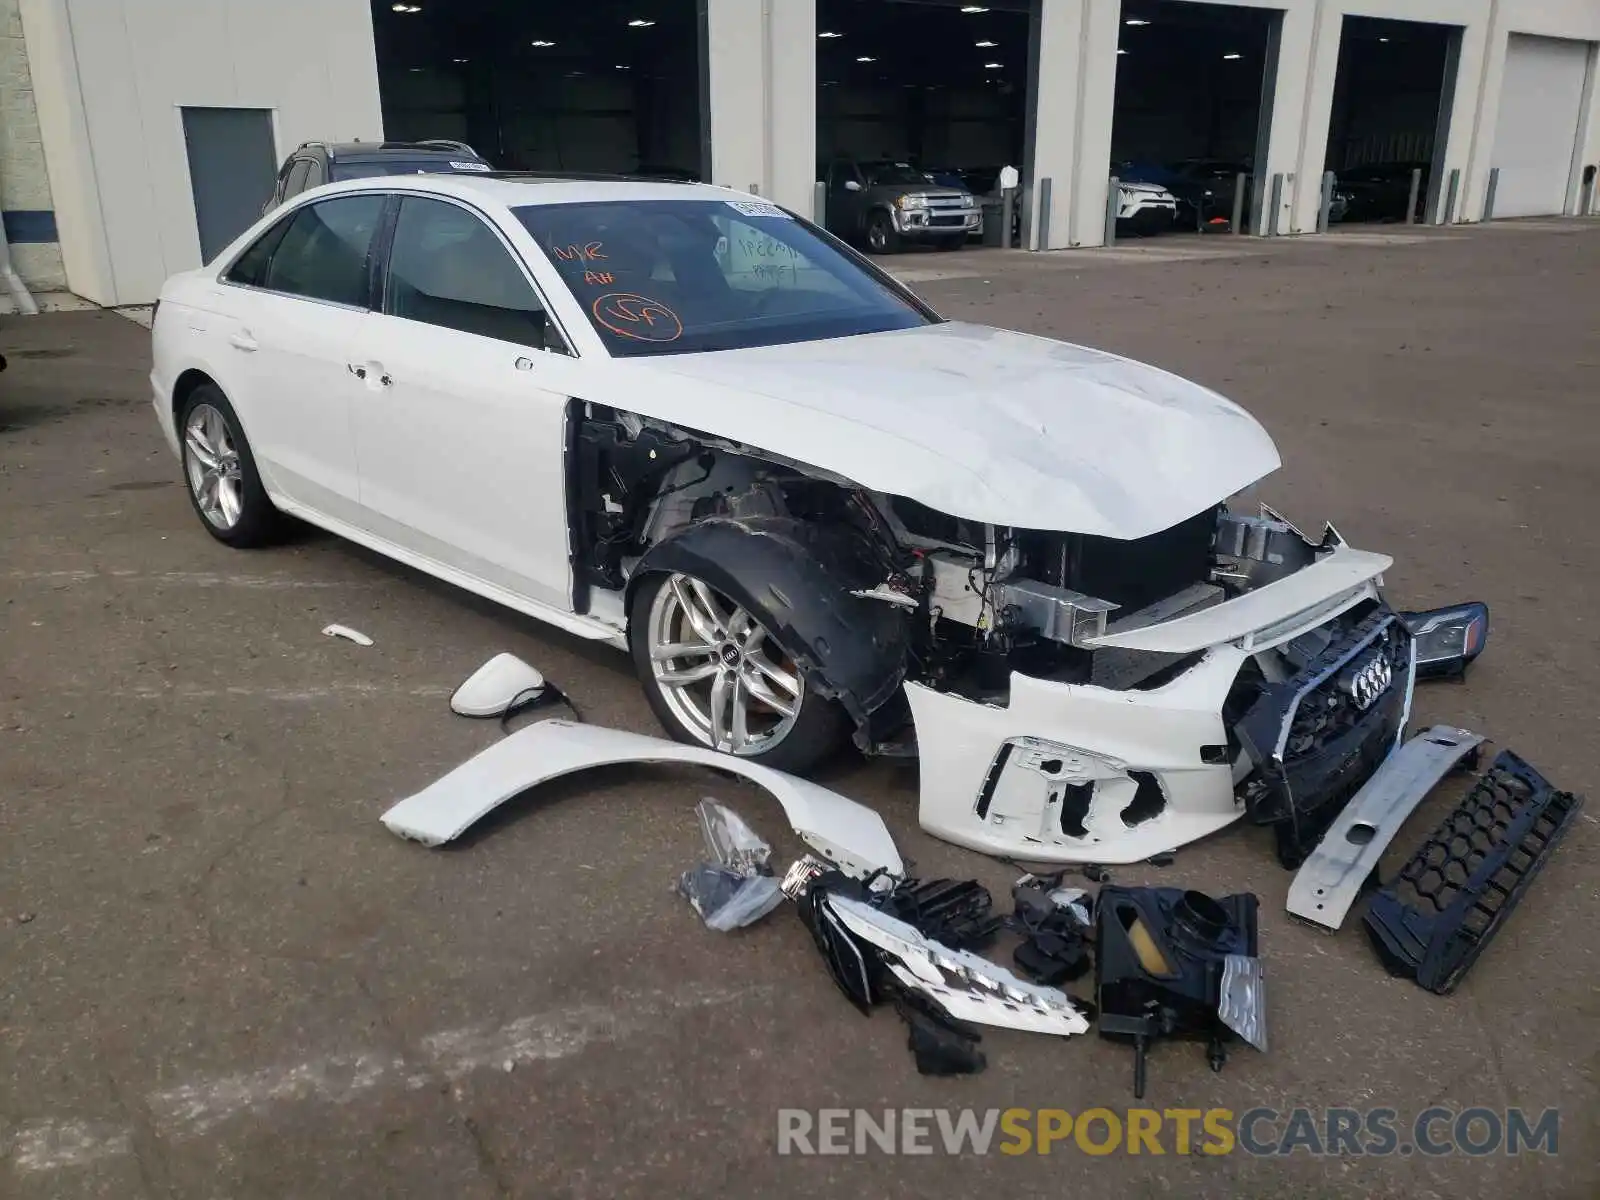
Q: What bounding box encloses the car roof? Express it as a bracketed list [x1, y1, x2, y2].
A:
[322, 141, 479, 159]
[313, 173, 768, 210]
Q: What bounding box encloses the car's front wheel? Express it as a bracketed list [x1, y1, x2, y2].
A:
[630, 571, 848, 775]
[178, 384, 282, 547]
[864, 212, 901, 255]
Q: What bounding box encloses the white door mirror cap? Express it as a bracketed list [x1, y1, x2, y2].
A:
[451, 652, 547, 717]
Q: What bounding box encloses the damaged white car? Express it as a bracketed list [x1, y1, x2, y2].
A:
[150, 175, 1487, 868]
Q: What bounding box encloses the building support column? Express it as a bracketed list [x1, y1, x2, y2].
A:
[1024, 0, 1119, 249]
[702, 0, 815, 215]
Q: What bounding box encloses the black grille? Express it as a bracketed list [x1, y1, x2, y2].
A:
[1237, 607, 1415, 867]
[1365, 751, 1583, 993]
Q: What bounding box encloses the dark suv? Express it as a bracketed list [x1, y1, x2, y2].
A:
[261, 140, 493, 214]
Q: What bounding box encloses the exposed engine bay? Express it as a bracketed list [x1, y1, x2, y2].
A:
[566, 401, 1421, 864]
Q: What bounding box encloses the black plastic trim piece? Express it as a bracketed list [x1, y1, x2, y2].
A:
[1363, 750, 1583, 994]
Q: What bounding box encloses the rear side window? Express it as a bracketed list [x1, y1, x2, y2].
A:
[256, 195, 385, 307]
[382, 196, 548, 345]
[224, 216, 292, 287]
[285, 159, 313, 198]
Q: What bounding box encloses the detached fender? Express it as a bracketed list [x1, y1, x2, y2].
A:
[628, 516, 909, 733]
[381, 719, 904, 880]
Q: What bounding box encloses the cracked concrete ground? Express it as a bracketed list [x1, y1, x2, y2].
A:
[2, 220, 1597, 1199]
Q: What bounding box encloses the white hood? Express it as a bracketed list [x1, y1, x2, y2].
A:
[604, 321, 1280, 540]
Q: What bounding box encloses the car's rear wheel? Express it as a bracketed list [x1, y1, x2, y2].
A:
[630, 571, 848, 775]
[865, 212, 900, 255]
[178, 384, 282, 547]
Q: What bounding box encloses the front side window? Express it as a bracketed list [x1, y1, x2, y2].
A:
[514, 198, 933, 357]
[383, 196, 549, 346]
[259, 194, 384, 307]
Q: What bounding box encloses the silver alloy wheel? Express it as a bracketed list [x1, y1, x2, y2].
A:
[182, 402, 244, 531]
[867, 220, 888, 251]
[646, 573, 804, 755]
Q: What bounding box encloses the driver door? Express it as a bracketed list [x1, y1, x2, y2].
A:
[350, 194, 579, 610]
[827, 160, 866, 236]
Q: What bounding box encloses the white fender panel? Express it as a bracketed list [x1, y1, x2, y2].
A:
[380, 719, 904, 880]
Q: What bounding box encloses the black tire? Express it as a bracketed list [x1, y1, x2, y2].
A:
[177, 383, 284, 548]
[628, 571, 849, 776]
[864, 211, 901, 255]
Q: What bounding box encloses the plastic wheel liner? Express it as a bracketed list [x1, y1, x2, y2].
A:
[1363, 749, 1584, 994]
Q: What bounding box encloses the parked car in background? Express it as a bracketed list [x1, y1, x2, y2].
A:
[1336, 162, 1431, 223]
[1113, 178, 1179, 236]
[262, 140, 493, 214]
[820, 158, 982, 253]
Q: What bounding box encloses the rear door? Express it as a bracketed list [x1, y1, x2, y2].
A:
[350, 192, 578, 609]
[218, 193, 385, 523]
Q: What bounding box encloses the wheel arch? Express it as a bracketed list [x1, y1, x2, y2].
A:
[626, 516, 910, 745]
[171, 368, 219, 428]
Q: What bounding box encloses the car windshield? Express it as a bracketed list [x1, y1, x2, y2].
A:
[513, 198, 935, 358]
[332, 159, 489, 181]
[861, 162, 935, 187]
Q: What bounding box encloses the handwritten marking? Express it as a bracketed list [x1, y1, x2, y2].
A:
[583, 270, 616, 286]
[554, 241, 606, 262]
[591, 292, 684, 342]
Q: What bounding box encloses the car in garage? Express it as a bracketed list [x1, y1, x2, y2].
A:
[1113, 177, 1180, 236]
[261, 139, 493, 214]
[1337, 161, 1431, 223]
[148, 173, 1480, 867]
[819, 158, 982, 253]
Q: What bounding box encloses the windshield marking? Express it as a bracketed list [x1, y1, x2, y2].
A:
[554, 242, 607, 262]
[592, 293, 684, 342]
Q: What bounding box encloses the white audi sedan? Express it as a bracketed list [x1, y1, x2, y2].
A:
[152, 173, 1478, 867]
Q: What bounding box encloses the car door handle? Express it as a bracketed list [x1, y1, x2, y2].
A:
[229, 332, 258, 352]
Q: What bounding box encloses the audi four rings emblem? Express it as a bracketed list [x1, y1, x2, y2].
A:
[1344, 652, 1394, 711]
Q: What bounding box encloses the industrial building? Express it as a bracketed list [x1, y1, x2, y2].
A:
[3, 0, 1597, 307]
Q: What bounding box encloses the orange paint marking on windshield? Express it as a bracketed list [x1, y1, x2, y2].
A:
[554, 241, 607, 262]
[591, 292, 683, 343]
[583, 270, 616, 286]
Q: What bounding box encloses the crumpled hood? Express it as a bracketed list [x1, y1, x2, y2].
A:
[607, 321, 1281, 540]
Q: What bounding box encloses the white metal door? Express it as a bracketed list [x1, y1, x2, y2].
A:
[349, 318, 576, 611]
[1491, 35, 1592, 218]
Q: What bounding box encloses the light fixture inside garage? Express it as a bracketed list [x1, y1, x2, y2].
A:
[531, 39, 555, 47]
[975, 40, 997, 47]
[628, 18, 656, 27]
[856, 55, 876, 62]
[1223, 52, 1242, 59]
[983, 61, 1002, 68]
[391, 3, 421, 11]
[960, 6, 989, 13]
[1125, 18, 1150, 26]
[818, 31, 843, 38]
[1118, 48, 1128, 54]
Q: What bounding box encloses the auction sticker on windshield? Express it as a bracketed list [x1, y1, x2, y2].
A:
[726, 200, 789, 219]
[451, 161, 492, 172]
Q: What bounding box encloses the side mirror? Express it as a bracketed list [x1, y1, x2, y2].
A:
[844, 179, 862, 192]
[1401, 601, 1489, 680]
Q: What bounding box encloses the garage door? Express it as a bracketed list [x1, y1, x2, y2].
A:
[1491, 34, 1592, 217]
